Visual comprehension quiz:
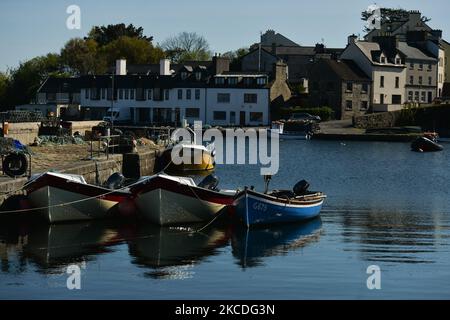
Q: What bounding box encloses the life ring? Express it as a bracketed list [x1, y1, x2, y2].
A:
[2, 152, 28, 178]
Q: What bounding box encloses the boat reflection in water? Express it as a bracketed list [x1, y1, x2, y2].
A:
[231, 218, 323, 268]
[128, 223, 229, 279]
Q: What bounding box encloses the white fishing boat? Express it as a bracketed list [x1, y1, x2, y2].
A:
[24, 172, 131, 223]
[129, 173, 236, 226]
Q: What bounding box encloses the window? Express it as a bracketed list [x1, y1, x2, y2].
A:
[395, 77, 400, 88]
[409, 62, 414, 70]
[419, 63, 423, 71]
[185, 108, 200, 118]
[429, 77, 432, 85]
[381, 57, 386, 63]
[217, 93, 230, 103]
[396, 58, 401, 64]
[119, 89, 124, 100]
[181, 72, 188, 80]
[345, 100, 352, 110]
[326, 82, 334, 91]
[195, 72, 202, 81]
[256, 77, 267, 85]
[428, 64, 432, 71]
[415, 91, 420, 101]
[213, 111, 227, 120]
[360, 101, 368, 111]
[125, 89, 129, 100]
[244, 93, 257, 103]
[85, 89, 90, 99]
[408, 91, 413, 102]
[439, 73, 443, 83]
[380, 76, 384, 88]
[421, 91, 426, 102]
[215, 77, 225, 85]
[244, 78, 253, 85]
[195, 89, 200, 100]
[186, 89, 191, 100]
[419, 76, 423, 85]
[130, 89, 135, 100]
[250, 112, 263, 122]
[178, 89, 183, 100]
[147, 89, 152, 100]
[410, 76, 414, 85]
[228, 77, 238, 85]
[362, 83, 368, 93]
[392, 95, 402, 104]
[346, 82, 353, 92]
[101, 88, 106, 100]
[439, 57, 444, 67]
[165, 89, 169, 100]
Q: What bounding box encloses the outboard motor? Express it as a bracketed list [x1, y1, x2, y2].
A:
[105, 172, 126, 190]
[198, 174, 219, 191]
[293, 180, 310, 196]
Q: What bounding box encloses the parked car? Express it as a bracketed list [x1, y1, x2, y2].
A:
[289, 113, 321, 122]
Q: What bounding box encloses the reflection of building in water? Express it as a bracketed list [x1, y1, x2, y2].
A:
[231, 218, 323, 268]
[338, 209, 444, 264]
[128, 224, 229, 280]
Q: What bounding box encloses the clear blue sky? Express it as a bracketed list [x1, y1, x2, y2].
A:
[1, 0, 449, 72]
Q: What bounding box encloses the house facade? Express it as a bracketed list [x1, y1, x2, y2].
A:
[397, 42, 438, 103]
[340, 36, 407, 112]
[308, 59, 372, 120]
[30, 58, 291, 126]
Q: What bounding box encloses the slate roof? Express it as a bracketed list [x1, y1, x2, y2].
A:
[324, 59, 371, 82]
[397, 42, 437, 61]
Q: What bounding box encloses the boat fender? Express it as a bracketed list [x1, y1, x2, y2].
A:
[293, 180, 310, 196]
[105, 172, 126, 190]
[2, 152, 28, 178]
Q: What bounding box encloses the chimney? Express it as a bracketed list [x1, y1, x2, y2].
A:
[160, 59, 171, 76]
[115, 59, 127, 75]
[348, 34, 358, 45]
[212, 56, 230, 75]
[274, 60, 288, 82]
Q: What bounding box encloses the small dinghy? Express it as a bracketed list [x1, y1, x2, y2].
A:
[129, 173, 237, 226]
[411, 136, 443, 152]
[234, 176, 326, 227]
[24, 172, 131, 223]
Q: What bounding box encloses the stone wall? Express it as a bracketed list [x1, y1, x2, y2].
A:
[2, 121, 102, 145]
[353, 110, 402, 129]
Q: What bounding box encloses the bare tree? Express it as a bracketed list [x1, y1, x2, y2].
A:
[161, 32, 212, 63]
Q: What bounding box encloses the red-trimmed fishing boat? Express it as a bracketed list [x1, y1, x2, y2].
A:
[24, 172, 131, 223]
[129, 173, 237, 226]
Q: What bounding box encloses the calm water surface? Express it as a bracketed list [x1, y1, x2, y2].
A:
[1, 140, 450, 299]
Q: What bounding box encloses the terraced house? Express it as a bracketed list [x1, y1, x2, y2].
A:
[28, 58, 291, 126]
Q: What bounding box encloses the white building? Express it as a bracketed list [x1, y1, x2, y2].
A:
[341, 36, 407, 112]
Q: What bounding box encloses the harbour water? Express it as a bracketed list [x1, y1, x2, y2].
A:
[1, 140, 450, 299]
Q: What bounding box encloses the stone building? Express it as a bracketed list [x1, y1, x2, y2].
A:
[308, 59, 371, 120]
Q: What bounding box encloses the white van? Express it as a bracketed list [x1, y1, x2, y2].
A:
[103, 107, 131, 123]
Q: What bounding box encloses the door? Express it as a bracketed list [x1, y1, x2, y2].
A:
[428, 92, 433, 103]
[380, 94, 384, 105]
[240, 111, 246, 126]
[230, 112, 236, 125]
[174, 108, 181, 126]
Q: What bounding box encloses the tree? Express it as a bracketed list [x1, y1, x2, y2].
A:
[87, 23, 153, 46]
[161, 32, 212, 63]
[0, 72, 10, 110]
[222, 47, 249, 70]
[61, 38, 106, 75]
[361, 8, 431, 32]
[7, 54, 65, 106]
[100, 36, 165, 66]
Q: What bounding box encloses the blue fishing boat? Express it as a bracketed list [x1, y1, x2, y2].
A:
[233, 177, 326, 227]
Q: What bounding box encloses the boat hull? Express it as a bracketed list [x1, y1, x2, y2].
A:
[131, 176, 234, 226]
[25, 173, 130, 223]
[161, 146, 215, 172]
[234, 190, 324, 227]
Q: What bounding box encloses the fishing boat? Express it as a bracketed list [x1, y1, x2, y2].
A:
[24, 172, 131, 223]
[129, 173, 237, 226]
[234, 176, 326, 227]
[160, 126, 215, 172]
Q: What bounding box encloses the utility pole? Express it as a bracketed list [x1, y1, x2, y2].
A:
[111, 71, 115, 132]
